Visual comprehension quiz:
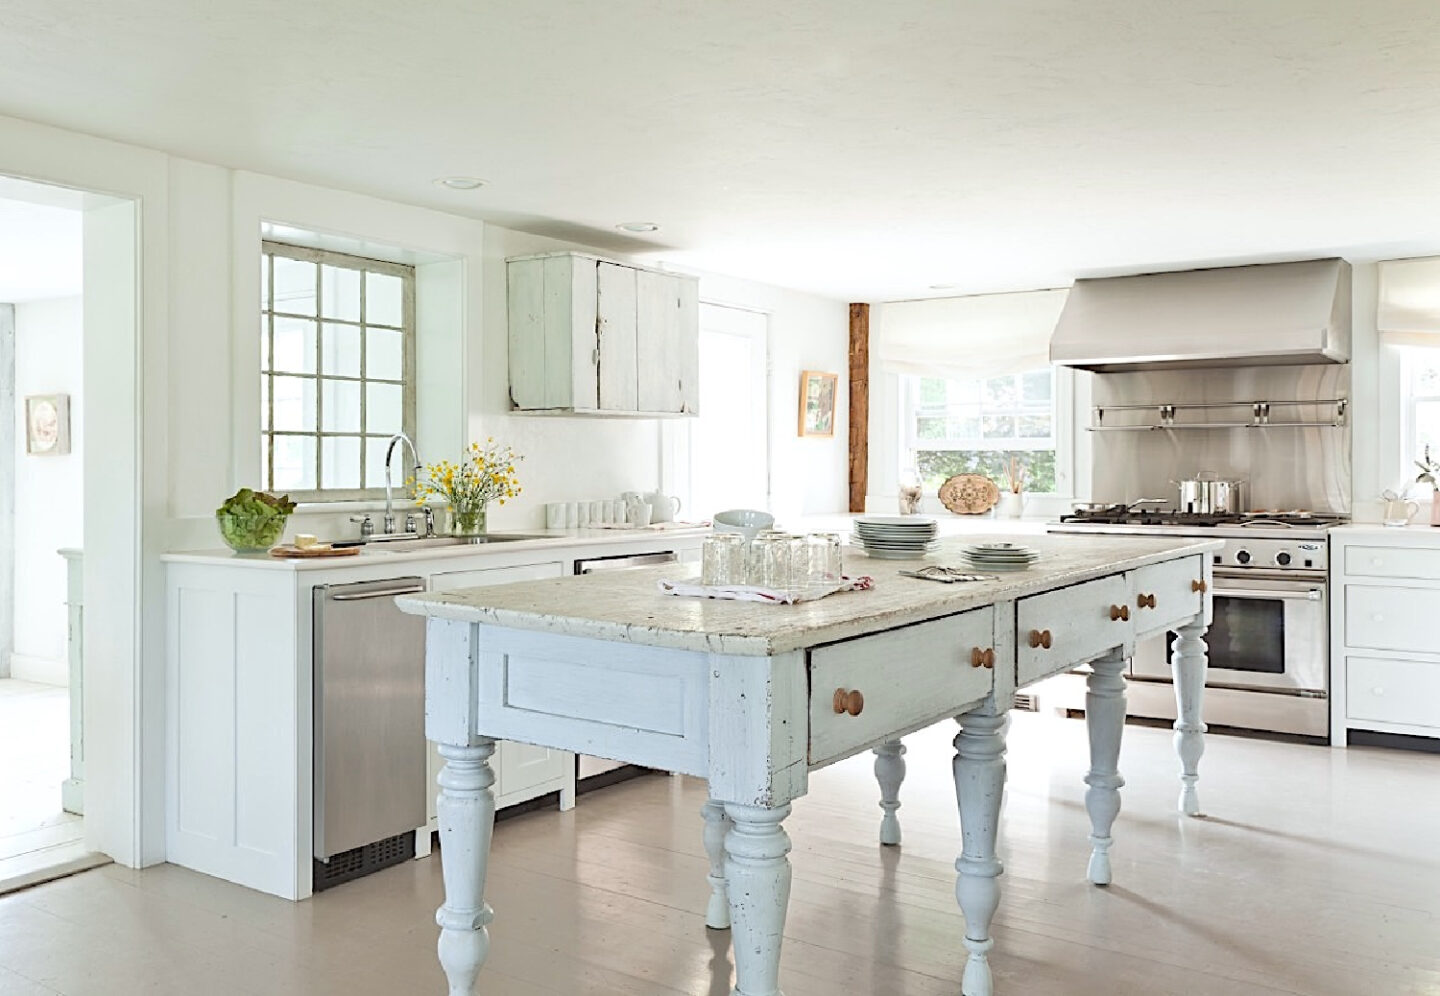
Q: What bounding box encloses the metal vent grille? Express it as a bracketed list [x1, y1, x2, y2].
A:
[313, 830, 415, 892]
[1012, 692, 1040, 712]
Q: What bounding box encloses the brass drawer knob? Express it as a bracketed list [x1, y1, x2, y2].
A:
[971, 646, 996, 668]
[1028, 629, 1052, 649]
[1191, 579, 1208, 593]
[832, 688, 864, 717]
[1109, 604, 1130, 621]
[1137, 593, 1156, 609]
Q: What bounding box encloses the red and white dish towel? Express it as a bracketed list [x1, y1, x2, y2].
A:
[657, 575, 874, 605]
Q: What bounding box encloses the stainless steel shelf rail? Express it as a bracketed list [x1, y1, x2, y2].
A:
[1090, 398, 1347, 431]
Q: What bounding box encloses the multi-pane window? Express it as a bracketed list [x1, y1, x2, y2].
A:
[905, 368, 1058, 493]
[1403, 346, 1440, 472]
[260, 242, 415, 499]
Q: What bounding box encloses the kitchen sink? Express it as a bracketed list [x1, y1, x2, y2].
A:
[359, 533, 551, 552]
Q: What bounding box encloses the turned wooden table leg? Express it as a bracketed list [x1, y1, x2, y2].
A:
[435, 740, 497, 996]
[873, 739, 906, 846]
[953, 707, 1007, 996]
[723, 802, 793, 996]
[702, 798, 733, 929]
[1171, 618, 1209, 817]
[1084, 650, 1127, 886]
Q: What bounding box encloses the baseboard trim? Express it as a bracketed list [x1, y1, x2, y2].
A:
[9, 653, 67, 687]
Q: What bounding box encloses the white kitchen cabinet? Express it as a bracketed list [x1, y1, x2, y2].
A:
[427, 561, 574, 827]
[508, 251, 699, 416]
[1330, 527, 1440, 744]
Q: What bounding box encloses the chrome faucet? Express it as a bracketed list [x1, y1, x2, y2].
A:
[383, 432, 423, 536]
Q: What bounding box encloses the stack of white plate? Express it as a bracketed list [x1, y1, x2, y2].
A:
[850, 516, 940, 559]
[961, 542, 1040, 571]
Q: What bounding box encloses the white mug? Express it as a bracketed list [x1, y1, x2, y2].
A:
[1382, 498, 1419, 526]
[565, 502, 579, 528]
[645, 491, 682, 523]
[577, 503, 591, 527]
[589, 500, 605, 524]
[545, 502, 566, 529]
[610, 499, 628, 524]
[627, 501, 653, 527]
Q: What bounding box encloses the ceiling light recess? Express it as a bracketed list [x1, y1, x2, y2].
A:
[434, 176, 486, 190]
[616, 222, 660, 233]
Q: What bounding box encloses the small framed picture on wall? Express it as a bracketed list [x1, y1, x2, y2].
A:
[25, 394, 70, 455]
[798, 370, 838, 437]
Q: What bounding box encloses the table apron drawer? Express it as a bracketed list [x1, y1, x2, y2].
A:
[808, 607, 995, 766]
[1345, 656, 1440, 729]
[1345, 545, 1440, 582]
[1345, 585, 1440, 653]
[1017, 574, 1130, 685]
[1129, 555, 1205, 638]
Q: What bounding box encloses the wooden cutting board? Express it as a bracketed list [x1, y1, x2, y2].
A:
[268, 544, 361, 559]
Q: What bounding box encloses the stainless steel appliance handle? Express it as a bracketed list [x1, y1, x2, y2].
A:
[328, 585, 426, 601]
[1211, 587, 1322, 602]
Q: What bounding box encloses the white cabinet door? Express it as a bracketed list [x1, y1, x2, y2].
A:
[426, 561, 569, 821]
[596, 262, 638, 411]
[637, 270, 681, 413]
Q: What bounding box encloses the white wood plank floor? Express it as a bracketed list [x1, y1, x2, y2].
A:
[1, 712, 1437, 996]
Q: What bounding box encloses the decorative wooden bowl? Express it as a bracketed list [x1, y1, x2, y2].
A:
[938, 474, 1001, 515]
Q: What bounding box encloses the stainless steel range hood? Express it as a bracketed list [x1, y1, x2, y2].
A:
[1050, 258, 1351, 372]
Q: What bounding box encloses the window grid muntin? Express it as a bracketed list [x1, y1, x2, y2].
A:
[261, 241, 416, 500]
[907, 371, 1057, 452]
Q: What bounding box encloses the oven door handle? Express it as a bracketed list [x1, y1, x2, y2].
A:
[1211, 587, 1323, 602]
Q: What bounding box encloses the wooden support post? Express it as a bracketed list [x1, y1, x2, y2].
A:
[848, 303, 869, 513]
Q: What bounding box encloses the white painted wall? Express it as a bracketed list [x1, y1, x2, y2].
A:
[12, 296, 82, 684]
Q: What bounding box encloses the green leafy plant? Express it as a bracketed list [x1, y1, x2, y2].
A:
[1417, 446, 1440, 488]
[215, 487, 296, 551]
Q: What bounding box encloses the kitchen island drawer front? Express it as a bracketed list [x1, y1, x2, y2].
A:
[1129, 555, 1204, 638]
[1346, 656, 1440, 729]
[1017, 574, 1130, 685]
[807, 608, 995, 766]
[1345, 546, 1440, 582]
[1345, 585, 1440, 653]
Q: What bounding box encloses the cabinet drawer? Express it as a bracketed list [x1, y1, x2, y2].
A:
[1129, 555, 1204, 638]
[1345, 546, 1440, 581]
[1345, 585, 1440, 653]
[1017, 573, 1130, 686]
[1346, 656, 1440, 729]
[808, 608, 995, 766]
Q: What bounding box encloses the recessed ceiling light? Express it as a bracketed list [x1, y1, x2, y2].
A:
[434, 176, 486, 190]
[928, 283, 957, 290]
[616, 222, 660, 233]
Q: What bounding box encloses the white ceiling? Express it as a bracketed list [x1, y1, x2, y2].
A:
[0, 180, 82, 303]
[2, 2, 1440, 301]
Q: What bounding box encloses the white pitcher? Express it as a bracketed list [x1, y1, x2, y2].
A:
[645, 490, 682, 523]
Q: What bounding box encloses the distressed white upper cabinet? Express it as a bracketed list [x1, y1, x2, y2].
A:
[508, 252, 699, 415]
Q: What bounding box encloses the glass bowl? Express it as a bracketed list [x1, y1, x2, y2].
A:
[216, 511, 288, 553]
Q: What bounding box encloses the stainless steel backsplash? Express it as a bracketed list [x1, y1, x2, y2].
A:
[1089, 365, 1351, 514]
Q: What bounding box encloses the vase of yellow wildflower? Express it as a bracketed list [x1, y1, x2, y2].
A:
[413, 438, 523, 539]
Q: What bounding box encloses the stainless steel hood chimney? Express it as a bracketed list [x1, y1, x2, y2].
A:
[1050, 258, 1351, 372]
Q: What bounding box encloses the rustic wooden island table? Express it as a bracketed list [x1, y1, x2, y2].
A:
[397, 533, 1219, 996]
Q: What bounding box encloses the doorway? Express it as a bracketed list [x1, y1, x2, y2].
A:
[686, 303, 770, 517]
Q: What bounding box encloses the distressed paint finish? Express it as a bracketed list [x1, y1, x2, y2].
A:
[1084, 649, 1127, 886]
[873, 740, 906, 846]
[953, 707, 1007, 996]
[702, 799, 733, 929]
[723, 803, 793, 996]
[434, 740, 496, 996]
[1171, 619, 1209, 816]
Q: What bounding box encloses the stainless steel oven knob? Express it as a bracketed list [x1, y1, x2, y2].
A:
[1235, 549, 1252, 565]
[1275, 551, 1292, 567]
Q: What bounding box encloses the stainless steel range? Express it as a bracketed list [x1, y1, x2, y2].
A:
[1048, 507, 1342, 738]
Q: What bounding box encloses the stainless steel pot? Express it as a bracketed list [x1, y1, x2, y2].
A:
[1173, 472, 1247, 514]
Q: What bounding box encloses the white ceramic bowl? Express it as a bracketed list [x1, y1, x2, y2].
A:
[712, 508, 775, 544]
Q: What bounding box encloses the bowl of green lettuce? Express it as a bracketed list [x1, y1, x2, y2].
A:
[216, 488, 297, 552]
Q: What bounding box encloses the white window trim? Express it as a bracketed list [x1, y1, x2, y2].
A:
[1394, 343, 1440, 503]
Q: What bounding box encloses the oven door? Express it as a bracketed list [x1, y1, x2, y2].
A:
[1132, 571, 1326, 695]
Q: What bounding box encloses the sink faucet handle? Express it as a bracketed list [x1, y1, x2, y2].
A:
[422, 506, 436, 537]
[348, 514, 374, 539]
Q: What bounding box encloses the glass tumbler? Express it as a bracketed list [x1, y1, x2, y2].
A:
[701, 533, 748, 586]
[747, 533, 793, 590]
[798, 532, 843, 595]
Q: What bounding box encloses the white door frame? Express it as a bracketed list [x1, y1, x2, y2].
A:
[0, 115, 169, 868]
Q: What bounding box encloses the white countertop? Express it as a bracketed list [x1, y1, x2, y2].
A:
[397, 533, 1220, 657]
[161, 524, 710, 570]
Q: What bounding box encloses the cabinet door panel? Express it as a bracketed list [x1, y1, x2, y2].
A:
[507, 259, 547, 409]
[1345, 584, 1440, 653]
[636, 270, 681, 412]
[596, 262, 638, 410]
[677, 278, 700, 414]
[1346, 655, 1440, 728]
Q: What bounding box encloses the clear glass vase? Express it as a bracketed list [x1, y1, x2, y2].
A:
[448, 503, 487, 538]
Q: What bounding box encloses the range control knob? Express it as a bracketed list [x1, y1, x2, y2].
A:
[1276, 552, 1292, 567]
[1234, 549, 1252, 565]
